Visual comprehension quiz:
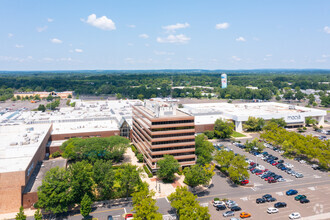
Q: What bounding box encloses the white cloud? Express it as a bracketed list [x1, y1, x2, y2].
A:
[43, 57, 54, 62]
[75, 49, 83, 53]
[157, 34, 190, 44]
[127, 43, 134, 46]
[154, 51, 175, 56]
[0, 56, 32, 62]
[187, 57, 193, 61]
[266, 54, 272, 57]
[82, 14, 116, 30]
[128, 24, 136, 28]
[162, 23, 190, 32]
[316, 59, 326, 63]
[236, 37, 246, 42]
[139, 34, 149, 39]
[322, 54, 329, 58]
[50, 38, 62, 44]
[8, 33, 14, 38]
[15, 44, 24, 48]
[47, 18, 54, 22]
[145, 43, 150, 47]
[231, 56, 241, 61]
[215, 22, 229, 30]
[324, 26, 330, 34]
[37, 26, 48, 32]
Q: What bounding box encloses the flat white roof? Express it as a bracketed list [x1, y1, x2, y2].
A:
[52, 120, 119, 134]
[0, 124, 51, 173]
[183, 102, 327, 124]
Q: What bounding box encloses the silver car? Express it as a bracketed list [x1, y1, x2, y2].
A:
[223, 211, 235, 217]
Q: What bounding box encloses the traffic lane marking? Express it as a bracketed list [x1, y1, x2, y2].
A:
[73, 207, 125, 216]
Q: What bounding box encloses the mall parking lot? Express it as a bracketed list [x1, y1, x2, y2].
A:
[209, 184, 330, 220]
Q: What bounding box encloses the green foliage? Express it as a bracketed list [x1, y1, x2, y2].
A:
[305, 117, 317, 126]
[157, 155, 180, 182]
[275, 95, 281, 101]
[143, 165, 153, 178]
[183, 164, 215, 187]
[34, 208, 42, 220]
[15, 206, 26, 220]
[37, 104, 46, 112]
[46, 94, 53, 101]
[203, 130, 214, 139]
[68, 161, 94, 203]
[261, 126, 330, 170]
[92, 160, 114, 200]
[46, 99, 60, 110]
[320, 94, 330, 107]
[116, 163, 143, 198]
[137, 153, 144, 162]
[60, 136, 129, 163]
[295, 90, 305, 101]
[70, 102, 76, 107]
[308, 94, 316, 105]
[214, 119, 234, 139]
[168, 186, 210, 220]
[37, 167, 71, 214]
[195, 134, 214, 165]
[132, 187, 163, 220]
[68, 94, 72, 98]
[231, 131, 246, 138]
[80, 194, 93, 218]
[283, 90, 294, 100]
[50, 151, 61, 158]
[268, 118, 287, 128]
[66, 99, 71, 106]
[214, 150, 249, 182]
[243, 116, 265, 132]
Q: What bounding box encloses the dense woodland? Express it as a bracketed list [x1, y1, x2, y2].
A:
[0, 71, 329, 103]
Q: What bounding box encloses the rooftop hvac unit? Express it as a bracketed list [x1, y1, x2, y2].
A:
[10, 142, 18, 146]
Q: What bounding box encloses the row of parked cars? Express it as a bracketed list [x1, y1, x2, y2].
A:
[212, 199, 251, 218]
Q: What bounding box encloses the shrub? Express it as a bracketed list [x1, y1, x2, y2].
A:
[137, 153, 144, 163]
[51, 151, 61, 158]
[203, 130, 215, 139]
[303, 127, 307, 130]
[213, 198, 220, 201]
[143, 165, 153, 178]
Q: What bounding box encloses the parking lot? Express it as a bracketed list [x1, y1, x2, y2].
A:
[209, 184, 330, 219]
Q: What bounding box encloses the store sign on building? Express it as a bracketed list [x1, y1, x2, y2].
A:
[285, 115, 304, 123]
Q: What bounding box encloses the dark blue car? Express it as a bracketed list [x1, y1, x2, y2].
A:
[286, 189, 298, 196]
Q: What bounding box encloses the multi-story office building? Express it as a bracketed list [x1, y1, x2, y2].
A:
[132, 100, 196, 172]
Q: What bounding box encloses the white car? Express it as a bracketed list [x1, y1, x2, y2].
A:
[300, 160, 306, 164]
[289, 212, 301, 219]
[285, 163, 294, 168]
[257, 154, 263, 157]
[213, 200, 225, 207]
[226, 200, 235, 205]
[267, 207, 279, 214]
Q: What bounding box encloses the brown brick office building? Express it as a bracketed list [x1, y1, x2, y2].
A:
[132, 101, 196, 172]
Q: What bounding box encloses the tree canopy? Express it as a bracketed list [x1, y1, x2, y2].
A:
[214, 118, 234, 139]
[195, 134, 214, 165]
[157, 155, 180, 182]
[243, 116, 265, 132]
[183, 164, 215, 187]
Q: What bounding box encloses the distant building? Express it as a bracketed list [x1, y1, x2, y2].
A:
[132, 100, 196, 172]
[14, 91, 73, 99]
[221, 74, 227, 89]
[246, 86, 259, 90]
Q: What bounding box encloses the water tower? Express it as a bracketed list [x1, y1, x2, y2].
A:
[221, 74, 227, 89]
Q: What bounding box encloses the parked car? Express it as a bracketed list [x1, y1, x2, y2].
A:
[286, 189, 298, 196]
[256, 198, 266, 204]
[241, 179, 249, 185]
[299, 160, 306, 164]
[226, 200, 236, 206]
[231, 206, 242, 211]
[274, 202, 287, 208]
[267, 207, 279, 214]
[289, 212, 301, 219]
[213, 200, 225, 206]
[300, 198, 310, 204]
[294, 195, 306, 201]
[278, 160, 284, 163]
[285, 163, 294, 168]
[240, 212, 251, 218]
[228, 202, 239, 208]
[268, 178, 277, 183]
[108, 216, 113, 220]
[262, 194, 272, 199]
[223, 211, 235, 217]
[216, 204, 227, 211]
[266, 197, 277, 202]
[312, 164, 319, 170]
[295, 173, 304, 178]
[125, 213, 134, 220]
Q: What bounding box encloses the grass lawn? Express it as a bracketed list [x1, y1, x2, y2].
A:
[232, 131, 246, 138]
[327, 110, 330, 113]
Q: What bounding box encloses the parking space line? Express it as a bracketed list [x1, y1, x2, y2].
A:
[73, 207, 125, 216]
[124, 208, 127, 214]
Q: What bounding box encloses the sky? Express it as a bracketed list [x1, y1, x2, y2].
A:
[0, 0, 329, 70]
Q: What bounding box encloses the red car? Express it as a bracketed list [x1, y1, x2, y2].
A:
[250, 168, 256, 171]
[241, 179, 249, 185]
[263, 169, 269, 172]
[265, 177, 274, 181]
[256, 171, 263, 175]
[272, 162, 278, 166]
[125, 214, 133, 219]
[268, 179, 276, 183]
[250, 162, 255, 166]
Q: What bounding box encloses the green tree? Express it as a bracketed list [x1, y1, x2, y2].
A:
[137, 153, 144, 162]
[320, 94, 330, 107]
[68, 161, 94, 204]
[308, 94, 315, 105]
[157, 155, 180, 182]
[116, 93, 123, 99]
[37, 104, 46, 112]
[295, 90, 305, 101]
[227, 155, 249, 183]
[183, 164, 215, 188]
[137, 94, 144, 100]
[66, 99, 71, 106]
[283, 90, 294, 100]
[37, 167, 71, 214]
[214, 118, 234, 139]
[80, 194, 93, 218]
[34, 94, 41, 100]
[243, 117, 265, 131]
[92, 160, 115, 200]
[195, 134, 214, 165]
[46, 94, 53, 101]
[305, 117, 317, 126]
[168, 186, 210, 220]
[117, 164, 143, 199]
[275, 95, 281, 101]
[15, 206, 26, 220]
[132, 186, 163, 220]
[268, 118, 287, 128]
[68, 94, 72, 98]
[214, 150, 235, 172]
[34, 208, 42, 220]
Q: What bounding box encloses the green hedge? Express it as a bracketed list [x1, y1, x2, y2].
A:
[143, 165, 153, 178]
